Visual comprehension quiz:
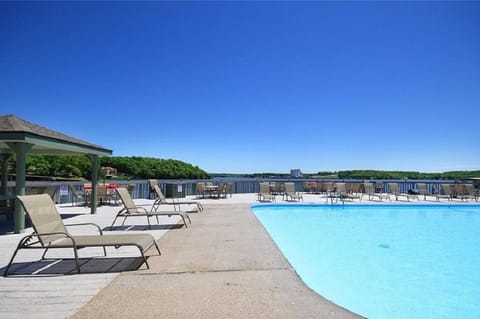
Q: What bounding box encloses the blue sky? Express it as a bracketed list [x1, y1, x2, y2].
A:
[1, 1, 479, 174]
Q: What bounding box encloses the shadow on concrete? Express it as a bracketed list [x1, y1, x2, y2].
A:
[2, 256, 146, 276]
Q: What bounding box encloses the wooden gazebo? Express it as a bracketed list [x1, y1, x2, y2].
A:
[0, 114, 112, 233]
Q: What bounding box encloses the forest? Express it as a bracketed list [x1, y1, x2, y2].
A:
[5, 155, 479, 181]
[7, 155, 210, 180]
[334, 170, 480, 180]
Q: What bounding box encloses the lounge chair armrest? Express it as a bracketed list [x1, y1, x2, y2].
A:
[37, 231, 72, 238]
[135, 206, 149, 213]
[19, 231, 75, 248]
[65, 222, 104, 235]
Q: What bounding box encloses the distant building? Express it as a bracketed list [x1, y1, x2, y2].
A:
[290, 169, 303, 178]
[101, 166, 118, 179]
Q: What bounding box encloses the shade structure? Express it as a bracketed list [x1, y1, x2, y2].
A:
[0, 114, 112, 233]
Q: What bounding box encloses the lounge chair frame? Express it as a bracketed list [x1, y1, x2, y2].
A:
[257, 182, 276, 202]
[325, 185, 345, 205]
[4, 194, 161, 277]
[284, 182, 303, 202]
[416, 183, 434, 201]
[111, 188, 191, 230]
[149, 180, 204, 212]
[336, 183, 362, 202]
[436, 184, 453, 201]
[363, 182, 391, 201]
[462, 184, 478, 202]
[388, 182, 418, 202]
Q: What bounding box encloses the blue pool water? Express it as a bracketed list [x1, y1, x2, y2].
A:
[252, 204, 480, 319]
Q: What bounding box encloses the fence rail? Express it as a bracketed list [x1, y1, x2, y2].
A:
[2, 178, 477, 204]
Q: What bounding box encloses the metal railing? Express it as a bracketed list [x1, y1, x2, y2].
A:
[1, 178, 476, 204]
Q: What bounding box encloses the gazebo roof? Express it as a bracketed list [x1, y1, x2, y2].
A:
[0, 114, 112, 156]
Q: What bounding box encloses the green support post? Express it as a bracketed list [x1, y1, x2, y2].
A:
[89, 154, 99, 214]
[8, 142, 33, 233]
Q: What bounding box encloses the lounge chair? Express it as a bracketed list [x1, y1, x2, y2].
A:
[363, 182, 391, 201]
[450, 183, 477, 201]
[69, 185, 86, 206]
[436, 184, 453, 201]
[4, 194, 161, 276]
[345, 182, 364, 201]
[195, 181, 218, 199]
[324, 182, 345, 204]
[284, 182, 303, 202]
[388, 182, 418, 201]
[462, 184, 478, 202]
[195, 182, 206, 199]
[258, 182, 276, 202]
[111, 187, 191, 230]
[270, 182, 285, 196]
[149, 180, 204, 212]
[217, 182, 233, 198]
[416, 183, 432, 201]
[337, 183, 361, 201]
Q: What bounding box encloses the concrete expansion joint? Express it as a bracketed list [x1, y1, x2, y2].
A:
[135, 267, 292, 276]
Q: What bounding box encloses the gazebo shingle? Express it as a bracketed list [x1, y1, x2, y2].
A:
[0, 114, 112, 155]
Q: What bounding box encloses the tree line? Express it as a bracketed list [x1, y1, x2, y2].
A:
[100, 156, 210, 179]
[6, 155, 479, 181]
[7, 155, 210, 180]
[213, 170, 480, 180]
[334, 170, 480, 180]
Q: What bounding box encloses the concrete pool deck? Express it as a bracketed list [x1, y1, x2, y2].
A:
[1, 192, 477, 318]
[70, 200, 362, 319]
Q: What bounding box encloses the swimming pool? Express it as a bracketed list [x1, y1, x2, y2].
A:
[252, 204, 480, 319]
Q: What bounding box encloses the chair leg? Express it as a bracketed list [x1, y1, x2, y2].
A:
[139, 248, 150, 269]
[110, 216, 119, 230]
[153, 241, 161, 255]
[3, 246, 22, 277]
[72, 246, 81, 274]
[181, 216, 188, 228]
[142, 256, 150, 269]
[41, 248, 50, 259]
[3, 236, 32, 277]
